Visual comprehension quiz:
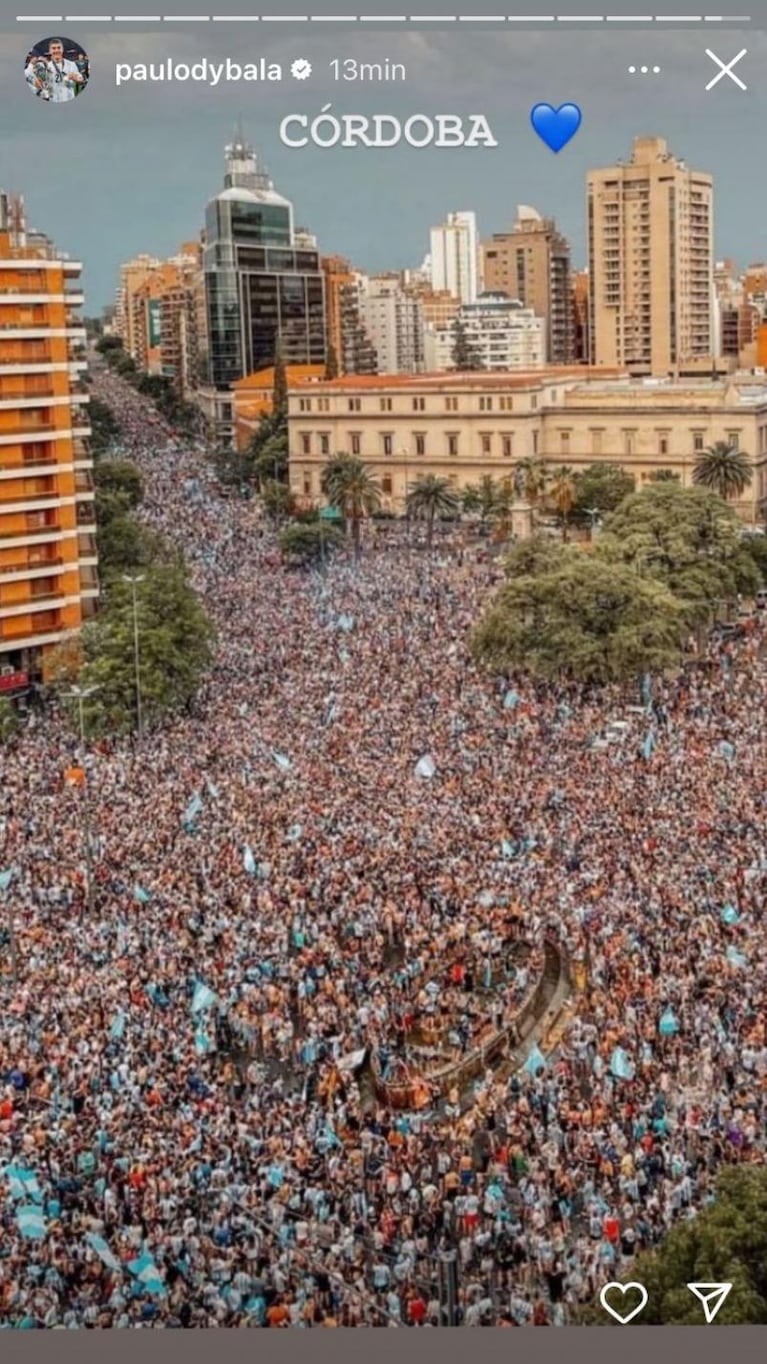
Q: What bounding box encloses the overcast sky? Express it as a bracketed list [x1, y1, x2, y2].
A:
[0, 0, 763, 310]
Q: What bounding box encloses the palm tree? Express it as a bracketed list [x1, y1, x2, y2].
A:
[693, 441, 752, 502]
[548, 465, 577, 541]
[406, 474, 460, 549]
[462, 476, 500, 532]
[320, 453, 382, 559]
[514, 456, 549, 521]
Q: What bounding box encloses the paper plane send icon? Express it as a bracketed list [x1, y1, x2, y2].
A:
[687, 1283, 733, 1323]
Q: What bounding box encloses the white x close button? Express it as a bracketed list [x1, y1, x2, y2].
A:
[705, 48, 748, 91]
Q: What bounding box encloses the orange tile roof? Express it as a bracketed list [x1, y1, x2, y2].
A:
[286, 366, 624, 392]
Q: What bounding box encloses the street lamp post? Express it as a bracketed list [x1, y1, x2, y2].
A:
[123, 573, 145, 738]
[63, 683, 101, 918]
[584, 506, 601, 540]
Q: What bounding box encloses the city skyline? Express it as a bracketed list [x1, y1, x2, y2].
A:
[0, 25, 763, 309]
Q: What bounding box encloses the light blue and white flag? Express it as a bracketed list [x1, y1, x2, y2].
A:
[86, 1233, 122, 1273]
[16, 1204, 46, 1240]
[127, 1252, 166, 1297]
[415, 755, 436, 779]
[5, 1165, 42, 1204]
[191, 980, 217, 1014]
[503, 689, 520, 710]
[337, 614, 355, 632]
[717, 740, 735, 765]
[243, 844, 257, 875]
[273, 752, 292, 771]
[133, 884, 151, 905]
[523, 1045, 547, 1076]
[610, 1047, 635, 1081]
[642, 730, 656, 761]
[658, 1008, 679, 1036]
[182, 792, 203, 830]
[501, 839, 516, 859]
[194, 1023, 212, 1055]
[205, 777, 220, 799]
[109, 1010, 127, 1041]
[287, 824, 303, 843]
[726, 945, 748, 969]
[0, 868, 12, 894]
[641, 673, 652, 707]
[721, 903, 740, 926]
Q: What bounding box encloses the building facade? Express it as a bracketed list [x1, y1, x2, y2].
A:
[429, 211, 480, 305]
[482, 207, 574, 364]
[202, 136, 326, 441]
[287, 368, 767, 523]
[424, 293, 545, 373]
[588, 137, 715, 378]
[0, 191, 96, 682]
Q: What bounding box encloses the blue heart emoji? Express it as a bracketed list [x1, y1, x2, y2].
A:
[530, 102, 582, 153]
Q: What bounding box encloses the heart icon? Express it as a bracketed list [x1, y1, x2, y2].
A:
[530, 102, 582, 152]
[599, 1281, 649, 1325]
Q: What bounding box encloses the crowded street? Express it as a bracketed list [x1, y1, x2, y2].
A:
[0, 367, 766, 1328]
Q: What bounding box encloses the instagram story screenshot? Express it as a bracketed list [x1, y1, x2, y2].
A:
[1, 0, 767, 1341]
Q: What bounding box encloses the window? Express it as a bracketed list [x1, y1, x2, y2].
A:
[531, 394, 538, 410]
[382, 433, 393, 457]
[412, 396, 425, 412]
[318, 397, 330, 412]
[623, 429, 636, 456]
[445, 396, 458, 412]
[692, 431, 705, 453]
[727, 431, 741, 449]
[382, 474, 393, 495]
[559, 430, 571, 455]
[348, 397, 361, 412]
[531, 431, 539, 456]
[447, 433, 459, 456]
[380, 397, 393, 412]
[300, 433, 311, 455]
[479, 396, 493, 412]
[350, 432, 361, 455]
[502, 435, 514, 459]
[415, 434, 426, 457]
[299, 398, 312, 413]
[590, 429, 604, 456]
[499, 396, 514, 412]
[480, 434, 492, 455]
[303, 472, 311, 495]
[319, 433, 330, 456]
[658, 432, 670, 456]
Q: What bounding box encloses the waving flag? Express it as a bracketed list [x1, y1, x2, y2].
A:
[86, 1233, 122, 1271]
[243, 844, 257, 876]
[501, 839, 516, 859]
[16, 1205, 46, 1240]
[726, 945, 748, 969]
[717, 740, 735, 765]
[287, 824, 303, 843]
[273, 751, 292, 771]
[194, 1023, 212, 1055]
[415, 755, 436, 779]
[0, 868, 12, 894]
[610, 1047, 635, 1081]
[658, 1008, 679, 1036]
[523, 1045, 547, 1076]
[133, 884, 151, 905]
[5, 1165, 42, 1204]
[182, 792, 202, 831]
[205, 777, 220, 799]
[337, 614, 355, 632]
[642, 730, 656, 761]
[109, 1010, 127, 1041]
[127, 1252, 166, 1297]
[721, 903, 740, 926]
[191, 981, 217, 1014]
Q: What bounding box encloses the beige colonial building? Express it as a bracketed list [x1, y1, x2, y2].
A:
[287, 368, 767, 524]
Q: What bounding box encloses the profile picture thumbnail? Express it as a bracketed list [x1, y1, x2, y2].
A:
[24, 35, 89, 104]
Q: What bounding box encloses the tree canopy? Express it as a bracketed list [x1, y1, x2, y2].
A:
[472, 551, 685, 684]
[321, 454, 382, 557]
[451, 318, 484, 372]
[693, 440, 753, 502]
[406, 475, 460, 546]
[572, 463, 636, 520]
[279, 521, 344, 568]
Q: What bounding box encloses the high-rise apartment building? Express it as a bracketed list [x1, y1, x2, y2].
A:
[430, 211, 480, 305]
[424, 293, 545, 373]
[482, 207, 573, 364]
[587, 137, 715, 377]
[321, 254, 355, 371]
[202, 135, 326, 440]
[0, 191, 96, 683]
[358, 275, 425, 374]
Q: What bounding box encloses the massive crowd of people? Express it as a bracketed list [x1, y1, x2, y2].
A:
[0, 365, 766, 1328]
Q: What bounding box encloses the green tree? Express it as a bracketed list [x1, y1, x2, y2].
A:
[582, 1168, 767, 1325]
[262, 479, 296, 525]
[93, 459, 143, 508]
[406, 474, 460, 549]
[472, 552, 685, 685]
[462, 476, 502, 531]
[693, 440, 753, 502]
[451, 317, 484, 371]
[598, 483, 759, 627]
[514, 456, 549, 516]
[279, 521, 344, 568]
[88, 397, 121, 456]
[547, 465, 577, 541]
[504, 533, 567, 579]
[253, 431, 289, 489]
[573, 463, 636, 521]
[648, 468, 681, 483]
[96, 504, 174, 582]
[78, 564, 215, 736]
[95, 335, 124, 356]
[0, 697, 19, 743]
[320, 453, 382, 558]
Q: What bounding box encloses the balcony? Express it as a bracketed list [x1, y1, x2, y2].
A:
[76, 505, 96, 528]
